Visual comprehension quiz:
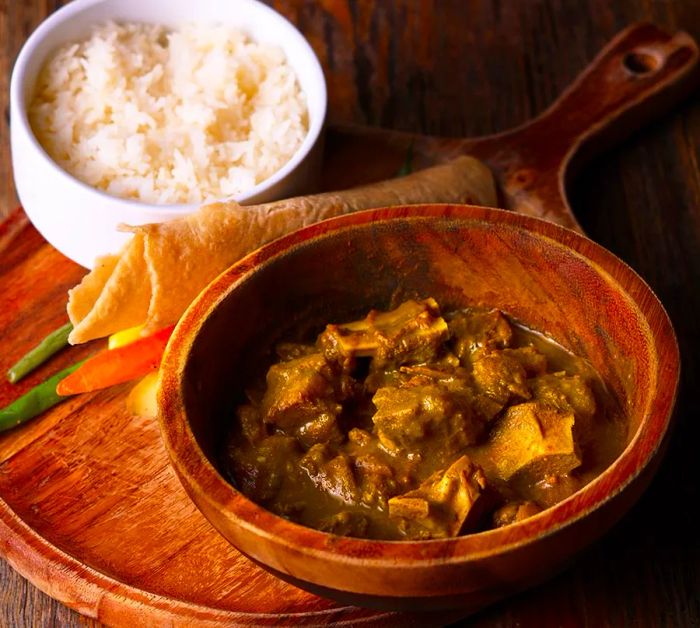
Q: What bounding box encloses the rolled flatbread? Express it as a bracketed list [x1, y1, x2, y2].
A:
[67, 156, 496, 344]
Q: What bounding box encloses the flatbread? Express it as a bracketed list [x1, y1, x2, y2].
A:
[68, 156, 497, 344]
[67, 234, 151, 342]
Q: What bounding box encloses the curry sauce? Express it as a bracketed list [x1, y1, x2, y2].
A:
[223, 299, 626, 540]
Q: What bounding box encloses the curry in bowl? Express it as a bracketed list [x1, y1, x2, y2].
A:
[159, 205, 677, 607]
[225, 298, 625, 541]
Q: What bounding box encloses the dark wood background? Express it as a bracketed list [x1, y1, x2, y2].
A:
[1, 0, 699, 625]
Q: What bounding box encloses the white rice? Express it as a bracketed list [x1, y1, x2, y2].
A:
[29, 22, 309, 204]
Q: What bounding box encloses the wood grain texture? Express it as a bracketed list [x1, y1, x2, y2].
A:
[1, 0, 699, 626]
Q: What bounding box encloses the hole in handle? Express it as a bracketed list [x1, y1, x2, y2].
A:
[623, 49, 662, 74]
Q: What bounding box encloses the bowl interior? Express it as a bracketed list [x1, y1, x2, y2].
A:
[181, 208, 665, 490]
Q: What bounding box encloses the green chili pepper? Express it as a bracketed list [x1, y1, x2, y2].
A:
[7, 322, 73, 384]
[0, 360, 84, 433]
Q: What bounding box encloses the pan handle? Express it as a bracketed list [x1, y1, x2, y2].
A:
[477, 23, 700, 232]
[322, 24, 700, 233]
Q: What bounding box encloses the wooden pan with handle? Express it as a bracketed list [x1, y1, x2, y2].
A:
[322, 22, 700, 233]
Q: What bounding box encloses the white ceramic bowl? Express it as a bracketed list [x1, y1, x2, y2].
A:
[10, 0, 327, 269]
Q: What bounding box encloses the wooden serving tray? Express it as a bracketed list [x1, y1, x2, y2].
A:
[0, 23, 698, 626]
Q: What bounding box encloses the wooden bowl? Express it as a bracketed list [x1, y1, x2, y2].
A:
[158, 204, 679, 612]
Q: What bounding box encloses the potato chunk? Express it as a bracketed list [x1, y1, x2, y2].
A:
[388, 455, 487, 539]
[300, 444, 358, 505]
[485, 402, 581, 483]
[472, 352, 531, 406]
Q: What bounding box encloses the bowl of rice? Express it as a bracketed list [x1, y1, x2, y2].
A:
[10, 0, 326, 268]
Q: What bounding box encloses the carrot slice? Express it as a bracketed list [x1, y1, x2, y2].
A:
[56, 325, 175, 396]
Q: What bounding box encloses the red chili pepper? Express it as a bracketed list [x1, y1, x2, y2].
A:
[56, 325, 175, 396]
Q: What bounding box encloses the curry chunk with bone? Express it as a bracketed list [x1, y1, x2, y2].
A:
[319, 298, 448, 369]
[225, 299, 623, 540]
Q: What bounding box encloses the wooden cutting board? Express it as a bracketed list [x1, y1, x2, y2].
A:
[0, 23, 698, 627]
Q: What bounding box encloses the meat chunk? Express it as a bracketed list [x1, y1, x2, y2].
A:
[348, 427, 373, 447]
[448, 309, 512, 361]
[530, 373, 596, 444]
[260, 353, 351, 447]
[344, 428, 406, 507]
[472, 352, 531, 406]
[530, 373, 595, 418]
[231, 434, 300, 502]
[261, 354, 336, 427]
[484, 402, 582, 483]
[296, 413, 346, 449]
[353, 451, 402, 508]
[300, 444, 358, 505]
[493, 501, 542, 527]
[371, 383, 483, 455]
[470, 391, 506, 423]
[388, 455, 487, 539]
[397, 363, 469, 386]
[318, 298, 449, 369]
[397, 363, 503, 422]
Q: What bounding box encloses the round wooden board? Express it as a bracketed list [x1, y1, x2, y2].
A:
[0, 209, 458, 626]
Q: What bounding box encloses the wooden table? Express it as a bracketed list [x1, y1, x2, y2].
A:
[1, 1, 699, 626]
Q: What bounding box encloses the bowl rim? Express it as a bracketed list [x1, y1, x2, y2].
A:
[9, 0, 327, 212]
[158, 203, 680, 567]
